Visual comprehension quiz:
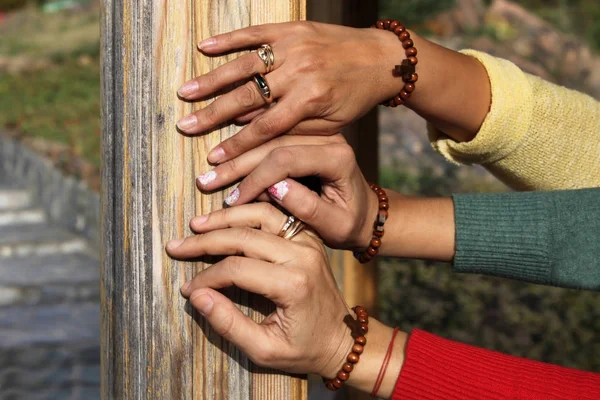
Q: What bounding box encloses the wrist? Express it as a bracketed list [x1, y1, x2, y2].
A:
[344, 319, 407, 398]
[371, 28, 409, 101]
[357, 184, 380, 250]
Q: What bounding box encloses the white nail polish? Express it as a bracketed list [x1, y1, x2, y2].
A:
[197, 170, 217, 186]
[268, 181, 289, 201]
[225, 188, 240, 206]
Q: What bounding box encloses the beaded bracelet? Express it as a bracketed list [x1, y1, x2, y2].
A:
[373, 19, 418, 107]
[354, 183, 388, 263]
[324, 306, 369, 391]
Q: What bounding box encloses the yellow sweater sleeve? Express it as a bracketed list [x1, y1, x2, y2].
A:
[428, 50, 600, 191]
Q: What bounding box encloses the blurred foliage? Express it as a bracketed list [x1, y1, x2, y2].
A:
[0, 50, 101, 167]
[378, 165, 600, 371]
[0, 4, 101, 167]
[517, 0, 600, 50]
[379, 0, 455, 27]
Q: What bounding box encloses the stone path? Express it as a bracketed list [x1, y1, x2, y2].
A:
[0, 182, 100, 400]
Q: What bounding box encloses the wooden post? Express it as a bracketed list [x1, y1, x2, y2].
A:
[101, 1, 306, 399]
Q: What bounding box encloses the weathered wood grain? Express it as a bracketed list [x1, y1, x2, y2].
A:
[101, 1, 307, 399]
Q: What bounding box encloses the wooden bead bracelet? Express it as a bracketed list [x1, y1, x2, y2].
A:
[324, 306, 369, 391]
[373, 19, 418, 107]
[354, 183, 388, 263]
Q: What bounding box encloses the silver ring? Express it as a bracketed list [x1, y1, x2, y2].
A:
[257, 44, 275, 73]
[253, 73, 273, 104]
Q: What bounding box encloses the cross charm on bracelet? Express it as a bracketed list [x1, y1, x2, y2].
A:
[394, 59, 415, 81]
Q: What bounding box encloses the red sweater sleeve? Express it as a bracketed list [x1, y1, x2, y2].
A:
[392, 329, 600, 400]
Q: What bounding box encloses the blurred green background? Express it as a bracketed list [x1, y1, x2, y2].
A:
[1, 0, 598, 372]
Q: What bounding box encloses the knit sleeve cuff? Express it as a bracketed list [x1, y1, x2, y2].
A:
[452, 192, 552, 285]
[428, 50, 534, 165]
[392, 329, 600, 400]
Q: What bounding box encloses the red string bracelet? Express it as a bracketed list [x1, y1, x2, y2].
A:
[371, 327, 400, 398]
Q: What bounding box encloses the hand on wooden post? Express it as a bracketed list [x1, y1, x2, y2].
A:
[165, 203, 354, 378]
[194, 134, 378, 251]
[176, 21, 405, 164]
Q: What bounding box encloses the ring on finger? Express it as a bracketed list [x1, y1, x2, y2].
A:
[256, 44, 275, 73]
[253, 73, 274, 104]
[278, 216, 306, 240]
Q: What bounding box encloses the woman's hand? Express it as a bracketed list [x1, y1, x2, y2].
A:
[194, 133, 378, 250]
[176, 21, 405, 163]
[166, 203, 354, 377]
[166, 203, 407, 396]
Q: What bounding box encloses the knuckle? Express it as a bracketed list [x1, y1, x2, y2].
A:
[238, 56, 258, 76]
[225, 256, 243, 278]
[259, 202, 276, 220]
[223, 156, 239, 176]
[246, 26, 262, 41]
[237, 84, 257, 108]
[298, 56, 325, 75]
[252, 117, 278, 139]
[294, 20, 317, 34]
[237, 227, 256, 244]
[269, 147, 295, 169]
[287, 270, 311, 296]
[204, 72, 218, 89]
[214, 309, 236, 339]
[295, 193, 320, 222]
[203, 103, 219, 125]
[336, 144, 356, 162]
[305, 83, 332, 103]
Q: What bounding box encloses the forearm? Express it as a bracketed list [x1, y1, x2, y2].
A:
[378, 190, 455, 262]
[378, 29, 491, 143]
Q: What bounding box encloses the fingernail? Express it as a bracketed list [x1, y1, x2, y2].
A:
[178, 80, 199, 97]
[190, 291, 214, 315]
[198, 38, 216, 50]
[191, 215, 209, 228]
[208, 147, 225, 164]
[166, 239, 184, 250]
[225, 188, 240, 206]
[180, 280, 192, 295]
[197, 170, 217, 186]
[177, 114, 197, 131]
[268, 180, 289, 201]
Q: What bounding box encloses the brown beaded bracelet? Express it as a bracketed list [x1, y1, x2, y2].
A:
[354, 183, 388, 264]
[324, 306, 369, 391]
[373, 19, 418, 107]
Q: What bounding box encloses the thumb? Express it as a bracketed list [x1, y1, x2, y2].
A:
[189, 288, 269, 360]
[266, 179, 351, 248]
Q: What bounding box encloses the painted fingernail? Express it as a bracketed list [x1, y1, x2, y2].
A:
[208, 147, 225, 164]
[190, 291, 214, 315]
[191, 215, 209, 228]
[225, 188, 240, 206]
[197, 170, 217, 186]
[166, 239, 184, 251]
[268, 180, 289, 201]
[198, 38, 217, 50]
[178, 80, 199, 97]
[177, 114, 197, 131]
[180, 280, 192, 295]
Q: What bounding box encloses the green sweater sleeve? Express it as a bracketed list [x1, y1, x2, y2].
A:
[452, 188, 600, 291]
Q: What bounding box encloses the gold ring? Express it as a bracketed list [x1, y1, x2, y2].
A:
[257, 44, 275, 73]
[278, 216, 305, 240]
[253, 73, 273, 104]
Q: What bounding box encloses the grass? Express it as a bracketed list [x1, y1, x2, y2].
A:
[0, 5, 101, 169]
[0, 53, 101, 167]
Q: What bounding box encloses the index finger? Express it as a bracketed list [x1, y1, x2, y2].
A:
[198, 23, 287, 53]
